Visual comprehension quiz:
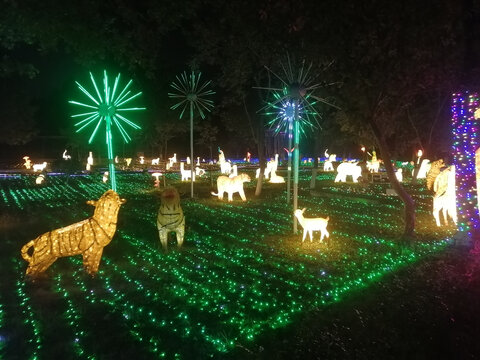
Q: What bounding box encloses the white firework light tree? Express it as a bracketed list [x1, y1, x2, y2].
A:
[69, 70, 145, 192]
[169, 70, 215, 198]
[257, 55, 338, 233]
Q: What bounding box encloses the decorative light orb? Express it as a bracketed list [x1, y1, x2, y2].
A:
[21, 190, 126, 277]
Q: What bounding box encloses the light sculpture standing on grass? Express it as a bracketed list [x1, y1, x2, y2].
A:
[69, 70, 145, 192]
[169, 70, 215, 198]
[256, 55, 338, 232]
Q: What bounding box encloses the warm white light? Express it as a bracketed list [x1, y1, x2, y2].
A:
[157, 187, 184, 249]
[23, 156, 32, 170]
[21, 190, 126, 276]
[33, 162, 47, 172]
[335, 162, 362, 182]
[294, 208, 330, 242]
[180, 162, 195, 181]
[212, 173, 251, 201]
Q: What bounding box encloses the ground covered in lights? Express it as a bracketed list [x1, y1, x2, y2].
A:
[1, 169, 478, 359]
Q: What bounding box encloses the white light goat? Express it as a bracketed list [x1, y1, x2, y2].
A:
[294, 208, 330, 243]
[33, 162, 47, 172]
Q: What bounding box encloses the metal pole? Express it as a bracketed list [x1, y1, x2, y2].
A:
[293, 100, 299, 233]
[190, 101, 194, 198]
[287, 117, 293, 204]
[106, 116, 116, 192]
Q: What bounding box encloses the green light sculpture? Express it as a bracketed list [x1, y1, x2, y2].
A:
[69, 70, 144, 192]
[256, 55, 338, 233]
[169, 70, 215, 198]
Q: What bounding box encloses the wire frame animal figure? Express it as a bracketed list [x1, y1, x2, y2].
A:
[211, 173, 251, 201]
[157, 187, 185, 250]
[294, 208, 330, 242]
[21, 190, 126, 277]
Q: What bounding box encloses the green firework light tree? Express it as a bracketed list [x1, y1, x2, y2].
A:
[169, 70, 215, 198]
[69, 70, 145, 192]
[256, 55, 338, 233]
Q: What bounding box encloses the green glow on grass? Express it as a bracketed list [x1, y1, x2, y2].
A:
[69, 70, 145, 192]
[2, 173, 454, 358]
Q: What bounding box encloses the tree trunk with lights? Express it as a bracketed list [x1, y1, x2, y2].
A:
[369, 119, 416, 240]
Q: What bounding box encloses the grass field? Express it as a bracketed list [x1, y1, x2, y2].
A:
[0, 169, 457, 359]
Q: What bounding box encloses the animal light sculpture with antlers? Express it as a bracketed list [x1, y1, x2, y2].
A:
[294, 208, 330, 243]
[21, 190, 126, 276]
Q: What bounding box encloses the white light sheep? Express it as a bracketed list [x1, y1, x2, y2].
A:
[33, 162, 47, 172]
[294, 208, 330, 242]
[151, 158, 160, 165]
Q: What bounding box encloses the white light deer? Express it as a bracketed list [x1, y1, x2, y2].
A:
[294, 208, 330, 243]
[433, 165, 457, 227]
[335, 162, 362, 182]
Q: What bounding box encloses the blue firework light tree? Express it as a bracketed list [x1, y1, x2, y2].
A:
[169, 70, 215, 198]
[257, 54, 338, 233]
[69, 70, 145, 192]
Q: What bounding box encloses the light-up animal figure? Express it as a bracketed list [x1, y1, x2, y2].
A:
[23, 156, 32, 170]
[366, 160, 380, 173]
[395, 168, 403, 182]
[62, 150, 71, 160]
[35, 174, 45, 185]
[221, 161, 232, 175]
[426, 159, 445, 191]
[415, 159, 431, 179]
[323, 149, 335, 171]
[115, 156, 119, 164]
[86, 152, 94, 171]
[180, 162, 195, 181]
[125, 158, 132, 167]
[151, 158, 160, 165]
[335, 162, 362, 182]
[186, 156, 191, 165]
[157, 187, 184, 250]
[21, 190, 126, 276]
[196, 157, 200, 166]
[33, 162, 47, 172]
[294, 208, 330, 243]
[195, 167, 206, 177]
[102, 171, 109, 183]
[269, 170, 285, 183]
[139, 156, 145, 164]
[229, 164, 238, 178]
[433, 165, 457, 226]
[167, 153, 177, 169]
[212, 173, 251, 202]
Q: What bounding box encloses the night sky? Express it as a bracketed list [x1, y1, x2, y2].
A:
[1, 0, 480, 162]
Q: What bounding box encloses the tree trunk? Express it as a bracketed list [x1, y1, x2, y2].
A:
[255, 123, 266, 196]
[370, 119, 416, 240]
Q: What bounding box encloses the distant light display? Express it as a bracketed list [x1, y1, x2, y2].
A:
[451, 92, 480, 242]
[69, 70, 144, 191]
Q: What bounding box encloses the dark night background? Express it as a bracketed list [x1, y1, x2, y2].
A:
[1, 0, 480, 164]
